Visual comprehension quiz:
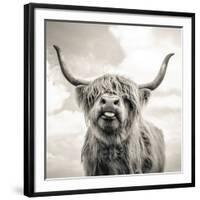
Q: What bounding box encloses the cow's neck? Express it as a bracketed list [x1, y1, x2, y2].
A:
[90, 126, 130, 146]
[91, 130, 132, 175]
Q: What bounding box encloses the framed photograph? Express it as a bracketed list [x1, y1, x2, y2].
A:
[24, 3, 195, 197]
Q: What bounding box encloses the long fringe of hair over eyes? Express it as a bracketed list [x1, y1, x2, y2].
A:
[77, 74, 142, 115]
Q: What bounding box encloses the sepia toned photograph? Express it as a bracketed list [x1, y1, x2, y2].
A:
[46, 20, 182, 179]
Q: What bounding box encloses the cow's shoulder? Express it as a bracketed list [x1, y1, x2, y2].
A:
[139, 120, 165, 172]
[140, 120, 164, 141]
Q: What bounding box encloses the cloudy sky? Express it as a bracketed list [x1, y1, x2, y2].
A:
[46, 20, 182, 178]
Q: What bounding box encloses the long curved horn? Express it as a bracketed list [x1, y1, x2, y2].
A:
[139, 53, 174, 90]
[53, 45, 90, 86]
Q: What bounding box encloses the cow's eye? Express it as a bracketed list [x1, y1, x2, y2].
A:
[124, 98, 134, 110]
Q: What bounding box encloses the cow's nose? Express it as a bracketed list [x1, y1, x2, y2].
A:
[100, 96, 120, 107]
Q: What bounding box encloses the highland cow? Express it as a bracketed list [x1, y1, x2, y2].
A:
[53, 45, 174, 176]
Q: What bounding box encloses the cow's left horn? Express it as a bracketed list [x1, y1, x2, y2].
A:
[139, 53, 174, 90]
[53, 45, 90, 86]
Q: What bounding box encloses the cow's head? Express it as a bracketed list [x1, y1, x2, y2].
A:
[53, 45, 174, 135]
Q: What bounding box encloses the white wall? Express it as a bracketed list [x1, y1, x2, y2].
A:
[0, 0, 199, 199]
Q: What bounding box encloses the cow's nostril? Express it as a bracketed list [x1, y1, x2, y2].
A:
[101, 98, 106, 104]
[114, 99, 119, 105]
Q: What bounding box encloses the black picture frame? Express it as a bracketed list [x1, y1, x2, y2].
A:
[24, 3, 195, 197]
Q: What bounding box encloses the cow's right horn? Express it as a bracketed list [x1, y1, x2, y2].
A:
[53, 45, 90, 86]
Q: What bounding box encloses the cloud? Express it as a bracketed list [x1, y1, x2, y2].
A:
[48, 110, 86, 136]
[47, 21, 125, 78]
[109, 25, 182, 90]
[47, 80, 70, 115]
[47, 134, 84, 178]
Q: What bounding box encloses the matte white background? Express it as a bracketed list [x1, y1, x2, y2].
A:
[0, 0, 199, 199]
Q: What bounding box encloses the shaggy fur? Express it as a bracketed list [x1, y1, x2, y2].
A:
[76, 74, 165, 176]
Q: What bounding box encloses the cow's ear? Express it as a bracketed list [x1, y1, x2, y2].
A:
[139, 88, 151, 105]
[75, 85, 86, 106]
